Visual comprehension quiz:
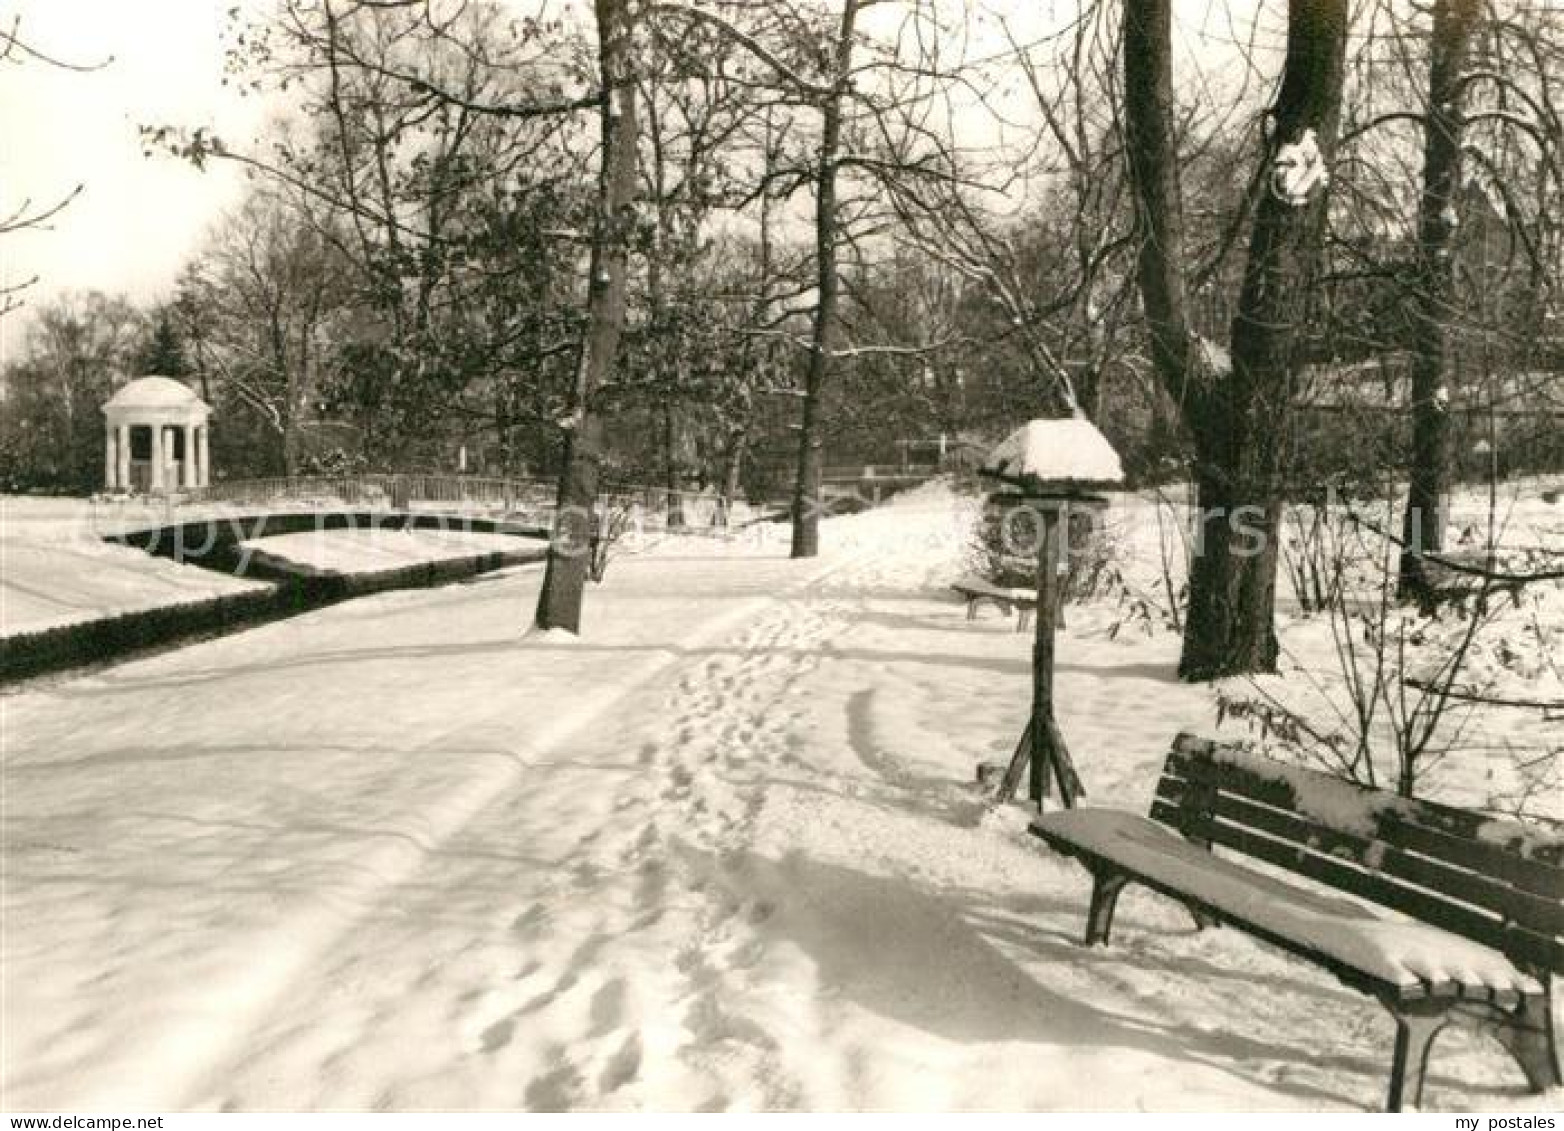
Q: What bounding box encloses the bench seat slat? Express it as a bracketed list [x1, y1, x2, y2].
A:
[1033, 808, 1543, 998]
[1152, 778, 1564, 937]
[1039, 837, 1409, 1000]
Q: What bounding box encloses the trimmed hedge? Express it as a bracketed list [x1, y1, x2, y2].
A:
[1, 544, 547, 684]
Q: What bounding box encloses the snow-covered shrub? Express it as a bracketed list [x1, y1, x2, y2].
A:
[1218, 495, 1562, 813]
[1278, 502, 1363, 616]
[967, 494, 1121, 605]
[588, 496, 639, 583]
[1099, 489, 1189, 638]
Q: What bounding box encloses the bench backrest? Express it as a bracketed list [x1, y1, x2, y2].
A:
[1150, 734, 1564, 976]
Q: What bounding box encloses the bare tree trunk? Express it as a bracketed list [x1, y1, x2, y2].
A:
[719, 425, 746, 524]
[1399, 0, 1482, 600]
[643, 91, 686, 533]
[281, 418, 301, 478]
[663, 401, 685, 528]
[790, 0, 857, 559]
[1124, 0, 1348, 681]
[534, 0, 638, 633]
[1123, 0, 1198, 415]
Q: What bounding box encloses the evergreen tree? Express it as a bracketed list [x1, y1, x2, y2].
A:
[134, 310, 191, 377]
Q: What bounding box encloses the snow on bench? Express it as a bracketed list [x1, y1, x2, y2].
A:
[1032, 809, 1540, 995]
[1030, 733, 1564, 1111]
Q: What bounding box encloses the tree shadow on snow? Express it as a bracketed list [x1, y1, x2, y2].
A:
[846, 607, 1031, 637]
[1053, 658, 1182, 684]
[674, 843, 1500, 1111]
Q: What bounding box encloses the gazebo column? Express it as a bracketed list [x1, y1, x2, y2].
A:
[117, 424, 131, 491]
[183, 422, 198, 489]
[165, 426, 178, 491]
[151, 426, 166, 492]
[197, 424, 210, 487]
[104, 430, 118, 491]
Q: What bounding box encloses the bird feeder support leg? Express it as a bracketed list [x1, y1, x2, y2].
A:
[1028, 500, 1083, 809]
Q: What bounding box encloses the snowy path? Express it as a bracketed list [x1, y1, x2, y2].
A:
[3, 489, 1553, 1111]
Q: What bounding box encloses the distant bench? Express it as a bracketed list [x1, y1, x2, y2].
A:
[1031, 733, 1563, 1111]
[951, 576, 1036, 632]
[1424, 549, 1502, 597]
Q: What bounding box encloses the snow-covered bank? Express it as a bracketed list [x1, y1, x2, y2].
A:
[1, 497, 266, 638]
[2, 483, 1557, 1111]
[1, 494, 551, 646]
[239, 526, 541, 576]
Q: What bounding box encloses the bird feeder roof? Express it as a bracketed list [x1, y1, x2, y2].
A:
[979, 416, 1125, 495]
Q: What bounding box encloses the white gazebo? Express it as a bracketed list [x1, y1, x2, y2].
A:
[102, 376, 213, 494]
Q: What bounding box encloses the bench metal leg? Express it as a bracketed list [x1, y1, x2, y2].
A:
[1183, 902, 1218, 932]
[1385, 1004, 1447, 1112]
[1084, 867, 1129, 946]
[967, 596, 1014, 623]
[1488, 989, 1562, 1093]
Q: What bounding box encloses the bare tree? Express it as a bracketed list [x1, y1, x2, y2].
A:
[534, 0, 639, 632]
[1394, 0, 1563, 599]
[1124, 0, 1350, 680]
[177, 190, 349, 476]
[626, 24, 766, 524]
[651, 0, 971, 557]
[146, 0, 596, 467]
[0, 291, 144, 491]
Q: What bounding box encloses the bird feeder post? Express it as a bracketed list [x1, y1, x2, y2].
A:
[978, 417, 1123, 812]
[1028, 497, 1069, 805]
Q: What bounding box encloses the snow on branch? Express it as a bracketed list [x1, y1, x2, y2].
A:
[1343, 508, 1564, 586]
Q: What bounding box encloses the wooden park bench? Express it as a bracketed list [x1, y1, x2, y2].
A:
[1030, 733, 1563, 1111]
[951, 575, 1036, 632]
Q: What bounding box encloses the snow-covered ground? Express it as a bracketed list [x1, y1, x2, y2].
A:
[240, 526, 541, 576]
[0, 497, 266, 638]
[2, 483, 1558, 1111]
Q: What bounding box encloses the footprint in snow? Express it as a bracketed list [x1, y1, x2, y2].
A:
[587, 976, 627, 1037]
[511, 904, 547, 934]
[524, 1046, 584, 1111]
[598, 1031, 642, 1093]
[478, 1015, 515, 1053]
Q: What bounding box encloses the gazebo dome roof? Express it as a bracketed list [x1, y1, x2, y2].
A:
[103, 376, 208, 415]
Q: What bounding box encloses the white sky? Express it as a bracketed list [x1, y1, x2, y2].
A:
[1, 0, 267, 354]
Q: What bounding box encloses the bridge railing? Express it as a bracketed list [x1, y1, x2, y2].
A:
[189, 474, 395, 509]
[177, 473, 766, 535]
[822, 463, 942, 482]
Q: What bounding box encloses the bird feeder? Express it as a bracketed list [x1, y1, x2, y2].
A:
[978, 416, 1124, 810]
